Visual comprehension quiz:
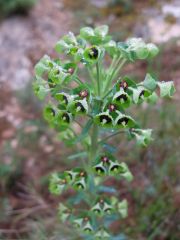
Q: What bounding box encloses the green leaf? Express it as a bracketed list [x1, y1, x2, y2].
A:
[132, 129, 153, 147]
[55, 39, 69, 53]
[147, 92, 159, 104]
[35, 62, 47, 77]
[147, 43, 159, 58]
[127, 38, 149, 60]
[80, 27, 95, 39]
[33, 82, 48, 100]
[67, 152, 87, 160]
[158, 81, 175, 98]
[103, 40, 117, 56]
[118, 199, 128, 218]
[94, 25, 109, 38]
[35, 55, 51, 76]
[63, 32, 77, 45]
[74, 48, 84, 63]
[118, 163, 133, 182]
[135, 45, 149, 59]
[143, 73, 157, 91]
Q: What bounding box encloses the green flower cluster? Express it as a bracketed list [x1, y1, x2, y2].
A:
[33, 25, 175, 239]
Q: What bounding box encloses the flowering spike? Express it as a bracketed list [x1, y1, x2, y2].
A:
[33, 25, 175, 240]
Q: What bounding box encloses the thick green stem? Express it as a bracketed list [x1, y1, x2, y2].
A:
[96, 62, 101, 97]
[87, 66, 97, 95]
[89, 124, 99, 164]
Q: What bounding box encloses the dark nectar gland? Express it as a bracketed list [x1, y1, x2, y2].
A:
[62, 95, 68, 105]
[62, 113, 70, 123]
[99, 115, 112, 124]
[88, 47, 99, 59]
[139, 90, 145, 98]
[117, 94, 128, 102]
[117, 117, 129, 126]
[75, 102, 85, 112]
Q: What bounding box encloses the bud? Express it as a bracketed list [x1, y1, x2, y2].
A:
[108, 103, 116, 112]
[79, 89, 89, 99]
[120, 80, 128, 90]
[67, 67, 74, 75]
[101, 156, 110, 164]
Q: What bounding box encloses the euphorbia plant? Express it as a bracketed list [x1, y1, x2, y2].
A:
[33, 25, 175, 239]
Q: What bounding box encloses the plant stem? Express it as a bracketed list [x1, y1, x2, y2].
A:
[103, 57, 126, 95]
[98, 130, 127, 144]
[90, 124, 99, 164]
[87, 66, 97, 95]
[74, 77, 84, 85]
[96, 62, 101, 96]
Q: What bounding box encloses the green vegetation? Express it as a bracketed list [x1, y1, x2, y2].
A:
[0, 0, 36, 17]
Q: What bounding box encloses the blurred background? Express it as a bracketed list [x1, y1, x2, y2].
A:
[0, 0, 179, 239]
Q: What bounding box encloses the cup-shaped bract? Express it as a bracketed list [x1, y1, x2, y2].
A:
[113, 89, 131, 108]
[68, 98, 88, 115]
[130, 86, 152, 104]
[94, 162, 107, 176]
[83, 222, 94, 234]
[49, 173, 67, 195]
[114, 112, 136, 129]
[91, 202, 102, 215]
[58, 203, 71, 223]
[94, 112, 114, 128]
[84, 46, 101, 64]
[117, 199, 128, 218]
[43, 104, 56, 122]
[54, 92, 71, 108]
[95, 229, 110, 239]
[55, 111, 72, 127]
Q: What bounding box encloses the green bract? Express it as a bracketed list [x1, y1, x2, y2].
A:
[33, 25, 175, 239]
